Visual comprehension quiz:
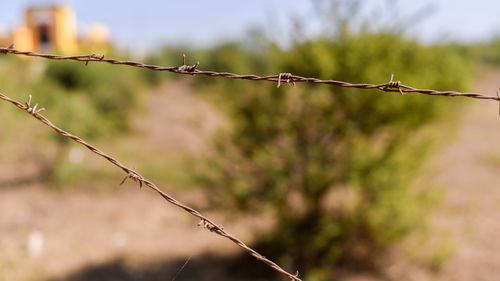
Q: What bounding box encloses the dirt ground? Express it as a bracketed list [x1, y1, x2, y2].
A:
[1, 69, 500, 281]
[425, 66, 500, 281]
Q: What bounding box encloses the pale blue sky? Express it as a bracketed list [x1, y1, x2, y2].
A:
[1, 0, 500, 52]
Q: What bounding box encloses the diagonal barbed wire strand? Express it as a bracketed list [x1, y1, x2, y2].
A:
[0, 91, 301, 281]
[1, 46, 500, 104]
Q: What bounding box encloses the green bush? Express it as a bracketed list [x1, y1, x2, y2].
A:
[194, 30, 474, 277]
[474, 36, 500, 65]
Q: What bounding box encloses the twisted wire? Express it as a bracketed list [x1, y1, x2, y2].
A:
[0, 91, 301, 281]
[1, 46, 499, 102]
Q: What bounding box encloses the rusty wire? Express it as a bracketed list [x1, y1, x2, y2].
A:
[0, 91, 301, 281]
[1, 46, 500, 104]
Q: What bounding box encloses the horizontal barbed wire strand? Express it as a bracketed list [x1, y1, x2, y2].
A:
[0, 91, 301, 281]
[1, 46, 499, 102]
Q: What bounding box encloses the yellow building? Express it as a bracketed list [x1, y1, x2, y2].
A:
[0, 5, 108, 53]
[25, 6, 77, 53]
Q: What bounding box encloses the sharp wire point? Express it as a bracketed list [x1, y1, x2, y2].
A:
[120, 174, 128, 186]
[277, 73, 293, 88]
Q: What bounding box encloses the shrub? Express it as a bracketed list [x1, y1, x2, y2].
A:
[194, 30, 474, 277]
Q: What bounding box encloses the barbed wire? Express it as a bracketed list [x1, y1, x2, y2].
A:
[1, 46, 500, 106]
[0, 44, 495, 280]
[0, 91, 301, 281]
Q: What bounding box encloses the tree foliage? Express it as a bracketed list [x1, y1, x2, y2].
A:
[193, 29, 474, 277]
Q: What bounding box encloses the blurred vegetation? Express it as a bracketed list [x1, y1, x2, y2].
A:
[440, 35, 500, 66]
[477, 36, 500, 65]
[139, 3, 479, 280]
[0, 1, 493, 278]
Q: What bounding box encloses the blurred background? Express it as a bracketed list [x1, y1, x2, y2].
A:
[1, 1, 500, 281]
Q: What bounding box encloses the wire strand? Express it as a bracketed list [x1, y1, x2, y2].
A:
[0, 91, 302, 281]
[1, 46, 499, 103]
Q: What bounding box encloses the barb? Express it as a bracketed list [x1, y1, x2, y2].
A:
[120, 170, 143, 188]
[384, 73, 404, 95]
[24, 95, 45, 115]
[277, 73, 295, 88]
[0, 91, 301, 281]
[1, 46, 499, 103]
